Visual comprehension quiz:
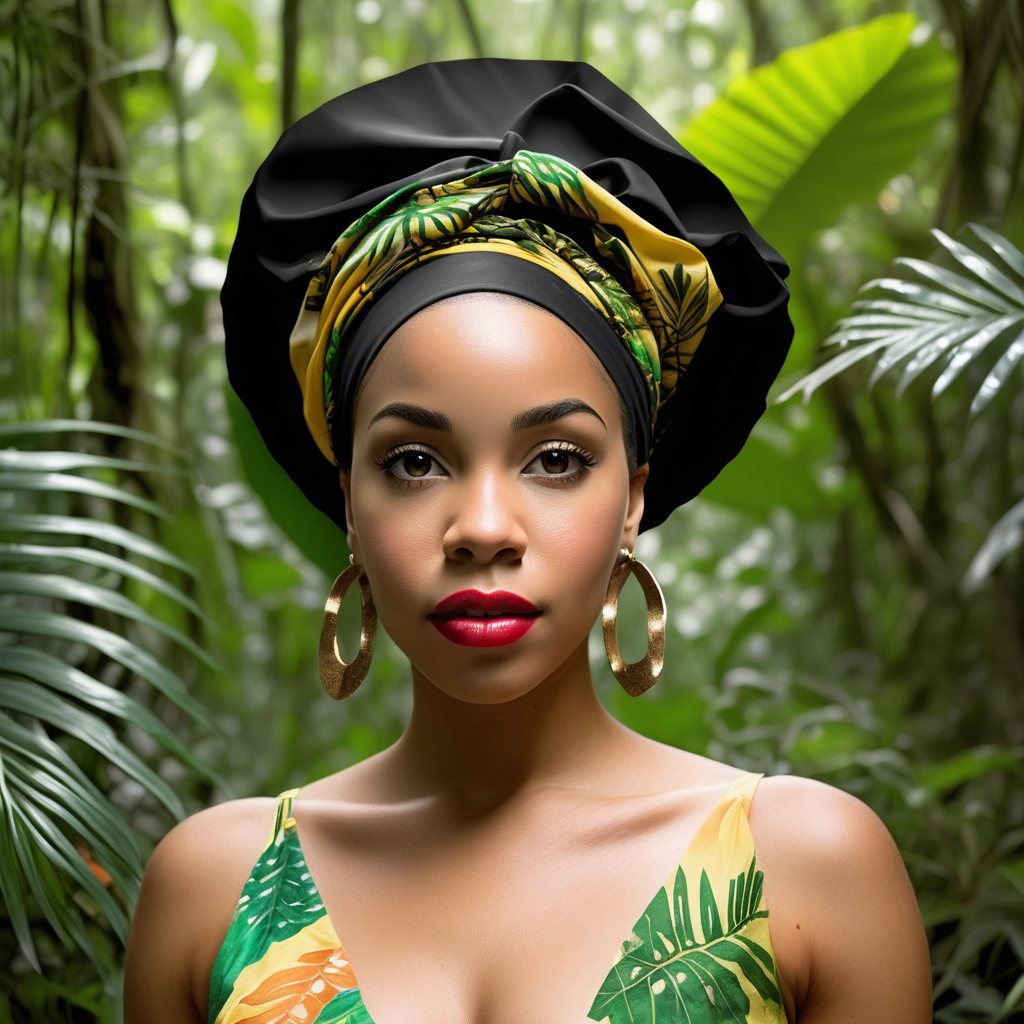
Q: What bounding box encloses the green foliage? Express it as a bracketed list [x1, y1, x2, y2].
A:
[681, 14, 957, 257]
[0, 422, 221, 979]
[227, 385, 349, 578]
[782, 225, 1024, 414]
[781, 222, 1024, 595]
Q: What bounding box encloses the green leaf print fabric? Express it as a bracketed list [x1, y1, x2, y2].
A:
[208, 775, 783, 1024]
[208, 790, 372, 1024]
[287, 148, 722, 466]
[589, 774, 784, 1024]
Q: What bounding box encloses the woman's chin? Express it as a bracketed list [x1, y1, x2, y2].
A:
[408, 639, 591, 706]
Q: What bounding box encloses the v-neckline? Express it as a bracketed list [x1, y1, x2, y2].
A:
[285, 775, 754, 1024]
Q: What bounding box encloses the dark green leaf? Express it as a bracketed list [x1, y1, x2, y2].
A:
[0, 646, 221, 785]
[0, 677, 185, 818]
[0, 543, 209, 622]
[0, 571, 221, 672]
[227, 383, 348, 577]
[0, 450, 183, 476]
[0, 419, 185, 457]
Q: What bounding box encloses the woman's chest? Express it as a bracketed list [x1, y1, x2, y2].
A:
[209, 786, 788, 1024]
[316, 848, 661, 1024]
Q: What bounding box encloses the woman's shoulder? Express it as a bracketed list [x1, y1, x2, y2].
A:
[124, 796, 282, 1024]
[144, 795, 284, 944]
[154, 795, 282, 864]
[748, 773, 911, 916]
[748, 775, 931, 1022]
[749, 773, 897, 870]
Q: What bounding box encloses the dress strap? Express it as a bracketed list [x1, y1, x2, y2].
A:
[267, 787, 302, 848]
[723, 771, 764, 809]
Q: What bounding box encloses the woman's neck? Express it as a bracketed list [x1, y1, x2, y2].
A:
[382, 639, 630, 816]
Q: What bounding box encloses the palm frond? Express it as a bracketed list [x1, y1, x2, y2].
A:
[962, 496, 1024, 594]
[777, 227, 1024, 594]
[0, 419, 223, 972]
[777, 224, 1024, 416]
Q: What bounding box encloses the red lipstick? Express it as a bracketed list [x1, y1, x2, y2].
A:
[429, 590, 541, 647]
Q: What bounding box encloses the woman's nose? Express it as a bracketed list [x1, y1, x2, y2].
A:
[442, 471, 527, 565]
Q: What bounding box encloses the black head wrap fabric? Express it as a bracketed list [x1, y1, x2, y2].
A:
[222, 58, 793, 532]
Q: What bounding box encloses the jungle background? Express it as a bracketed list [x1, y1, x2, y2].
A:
[3, 0, 1024, 1019]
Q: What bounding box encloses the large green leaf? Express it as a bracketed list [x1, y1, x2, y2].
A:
[589, 856, 780, 1023]
[682, 14, 957, 257]
[0, 449, 184, 476]
[777, 226, 1024, 588]
[226, 383, 348, 577]
[0, 677, 184, 818]
[0, 510, 194, 574]
[778, 225, 1024, 413]
[0, 418, 185, 456]
[207, 826, 329, 1022]
[0, 607, 212, 726]
[0, 571, 220, 671]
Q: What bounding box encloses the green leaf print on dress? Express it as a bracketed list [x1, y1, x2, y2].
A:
[589, 857, 780, 1023]
[589, 773, 784, 1024]
[208, 791, 373, 1024]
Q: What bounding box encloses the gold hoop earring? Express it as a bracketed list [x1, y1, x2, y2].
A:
[319, 562, 377, 700]
[603, 548, 666, 697]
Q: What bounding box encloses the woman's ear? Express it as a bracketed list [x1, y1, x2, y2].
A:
[338, 469, 362, 564]
[621, 463, 649, 553]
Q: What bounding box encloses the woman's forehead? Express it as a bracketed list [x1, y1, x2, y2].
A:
[356, 294, 619, 419]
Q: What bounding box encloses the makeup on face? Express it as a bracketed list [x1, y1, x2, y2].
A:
[428, 590, 542, 647]
[344, 297, 641, 704]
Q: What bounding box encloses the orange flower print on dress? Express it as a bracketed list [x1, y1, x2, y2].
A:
[238, 948, 357, 1024]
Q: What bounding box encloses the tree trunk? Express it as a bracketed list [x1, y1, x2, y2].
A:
[78, 0, 143, 429]
[281, 0, 301, 130]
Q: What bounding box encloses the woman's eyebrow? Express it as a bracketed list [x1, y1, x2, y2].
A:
[511, 399, 607, 432]
[367, 402, 453, 432]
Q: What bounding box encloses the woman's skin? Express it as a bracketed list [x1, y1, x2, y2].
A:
[124, 294, 932, 1024]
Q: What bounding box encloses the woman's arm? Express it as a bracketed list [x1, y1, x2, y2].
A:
[752, 776, 933, 1024]
[123, 799, 276, 1024]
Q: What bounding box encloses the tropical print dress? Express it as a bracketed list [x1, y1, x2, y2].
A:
[208, 773, 784, 1024]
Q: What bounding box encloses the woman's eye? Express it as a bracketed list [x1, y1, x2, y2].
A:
[387, 451, 443, 480]
[523, 448, 588, 478]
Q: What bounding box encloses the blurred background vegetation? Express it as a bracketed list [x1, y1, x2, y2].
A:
[2, 0, 1024, 1020]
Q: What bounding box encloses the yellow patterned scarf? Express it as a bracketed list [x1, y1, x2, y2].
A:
[288, 150, 722, 464]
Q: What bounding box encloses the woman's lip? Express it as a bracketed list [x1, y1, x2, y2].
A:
[430, 616, 538, 647]
[429, 589, 540, 617]
[428, 590, 541, 647]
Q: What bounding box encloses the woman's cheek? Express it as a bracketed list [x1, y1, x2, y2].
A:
[354, 498, 437, 620]
[525, 483, 628, 636]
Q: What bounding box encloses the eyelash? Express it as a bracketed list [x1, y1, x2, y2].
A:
[375, 445, 443, 488]
[524, 442, 596, 485]
[374, 442, 596, 487]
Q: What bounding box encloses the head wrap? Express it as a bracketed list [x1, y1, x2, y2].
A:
[223, 58, 793, 531]
[289, 148, 722, 470]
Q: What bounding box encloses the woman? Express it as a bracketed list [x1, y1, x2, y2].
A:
[124, 60, 931, 1024]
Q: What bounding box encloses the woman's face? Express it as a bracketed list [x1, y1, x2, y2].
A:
[341, 293, 647, 705]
